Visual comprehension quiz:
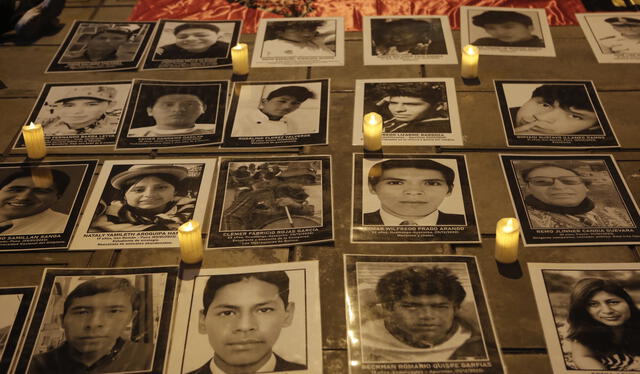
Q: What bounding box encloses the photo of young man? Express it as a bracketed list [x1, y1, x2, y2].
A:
[471, 10, 544, 47]
[577, 12, 640, 63]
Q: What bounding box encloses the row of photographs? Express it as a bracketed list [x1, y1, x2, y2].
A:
[14, 78, 621, 151]
[46, 8, 640, 74]
[1, 259, 639, 373]
[2, 153, 639, 252]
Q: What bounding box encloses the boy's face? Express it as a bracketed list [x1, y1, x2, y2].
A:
[387, 96, 433, 123]
[175, 28, 220, 52]
[612, 23, 640, 37]
[516, 97, 598, 134]
[369, 167, 451, 219]
[276, 26, 317, 42]
[199, 277, 294, 370]
[147, 94, 205, 129]
[55, 98, 113, 127]
[260, 95, 302, 119]
[483, 22, 533, 43]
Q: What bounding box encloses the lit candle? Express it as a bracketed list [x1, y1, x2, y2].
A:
[22, 122, 47, 159]
[178, 220, 204, 264]
[495, 218, 520, 263]
[363, 112, 382, 152]
[461, 45, 479, 79]
[231, 43, 250, 75]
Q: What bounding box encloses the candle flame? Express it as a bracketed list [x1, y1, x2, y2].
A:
[181, 221, 195, 232]
[27, 122, 38, 129]
[464, 45, 478, 56]
[364, 112, 381, 126]
[500, 217, 519, 234]
[232, 43, 245, 50]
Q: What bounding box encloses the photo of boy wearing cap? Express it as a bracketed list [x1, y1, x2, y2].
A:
[577, 12, 640, 63]
[600, 16, 640, 54]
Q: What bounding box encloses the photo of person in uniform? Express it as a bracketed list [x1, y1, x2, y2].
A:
[127, 87, 213, 137]
[230, 84, 319, 137]
[27, 277, 154, 374]
[600, 16, 640, 55]
[154, 22, 230, 60]
[359, 265, 486, 362]
[90, 164, 196, 232]
[364, 159, 465, 226]
[187, 271, 307, 373]
[61, 27, 132, 62]
[0, 167, 70, 235]
[222, 161, 321, 230]
[38, 85, 123, 136]
[261, 20, 335, 57]
[368, 82, 450, 133]
[517, 162, 634, 228]
[509, 84, 602, 135]
[471, 10, 545, 47]
[370, 18, 447, 56]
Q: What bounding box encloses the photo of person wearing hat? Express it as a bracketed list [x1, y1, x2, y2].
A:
[600, 16, 640, 54]
[89, 164, 196, 232]
[61, 26, 133, 62]
[153, 22, 230, 60]
[37, 85, 124, 136]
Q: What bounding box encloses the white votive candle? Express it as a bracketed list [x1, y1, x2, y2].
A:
[22, 122, 47, 159]
[461, 45, 479, 79]
[363, 112, 382, 152]
[178, 220, 204, 264]
[495, 218, 520, 263]
[231, 43, 250, 75]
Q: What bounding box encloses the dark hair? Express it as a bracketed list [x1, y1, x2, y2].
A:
[174, 23, 220, 35]
[529, 85, 594, 113]
[63, 277, 140, 317]
[472, 10, 533, 27]
[379, 83, 443, 105]
[372, 19, 431, 44]
[368, 159, 455, 193]
[145, 88, 205, 109]
[202, 271, 290, 315]
[376, 266, 466, 311]
[265, 86, 315, 102]
[90, 28, 131, 39]
[265, 21, 324, 40]
[567, 278, 640, 357]
[120, 173, 181, 193]
[0, 168, 71, 196]
[520, 164, 590, 187]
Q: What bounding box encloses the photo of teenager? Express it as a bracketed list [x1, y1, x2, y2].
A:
[529, 263, 640, 374]
[117, 80, 228, 149]
[0, 287, 35, 374]
[167, 262, 322, 374]
[495, 80, 619, 148]
[577, 12, 640, 63]
[252, 17, 344, 67]
[461, 6, 555, 57]
[47, 21, 155, 72]
[363, 16, 458, 65]
[143, 20, 241, 70]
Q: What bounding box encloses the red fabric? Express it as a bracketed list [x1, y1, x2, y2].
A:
[129, 0, 587, 34]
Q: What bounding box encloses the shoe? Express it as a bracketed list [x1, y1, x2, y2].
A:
[14, 0, 65, 40]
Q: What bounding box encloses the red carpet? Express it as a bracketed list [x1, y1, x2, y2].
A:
[129, 0, 587, 33]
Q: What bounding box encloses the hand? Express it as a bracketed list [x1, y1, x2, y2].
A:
[276, 197, 302, 209]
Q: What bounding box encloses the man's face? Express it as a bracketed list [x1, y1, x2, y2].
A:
[516, 97, 598, 135]
[62, 290, 135, 357]
[146, 94, 205, 129]
[387, 96, 432, 123]
[369, 167, 451, 219]
[0, 176, 59, 220]
[260, 95, 302, 118]
[483, 22, 533, 43]
[525, 166, 588, 207]
[87, 32, 128, 55]
[175, 28, 220, 52]
[387, 294, 457, 346]
[199, 277, 294, 370]
[612, 23, 640, 37]
[276, 27, 316, 42]
[55, 99, 112, 127]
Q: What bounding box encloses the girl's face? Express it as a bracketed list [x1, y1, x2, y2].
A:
[124, 176, 176, 212]
[587, 291, 631, 327]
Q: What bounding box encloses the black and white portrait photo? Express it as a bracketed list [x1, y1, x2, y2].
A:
[363, 16, 457, 65]
[208, 156, 333, 249]
[143, 20, 241, 70]
[577, 12, 640, 63]
[116, 79, 228, 149]
[344, 255, 504, 373]
[223, 79, 329, 148]
[13, 266, 178, 374]
[352, 78, 463, 146]
[0, 287, 35, 374]
[14, 82, 131, 149]
[460, 6, 555, 57]
[167, 262, 322, 373]
[47, 21, 155, 72]
[71, 159, 216, 249]
[352, 154, 480, 244]
[495, 80, 619, 148]
[0, 160, 96, 251]
[529, 263, 640, 373]
[500, 154, 640, 246]
[252, 17, 345, 67]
